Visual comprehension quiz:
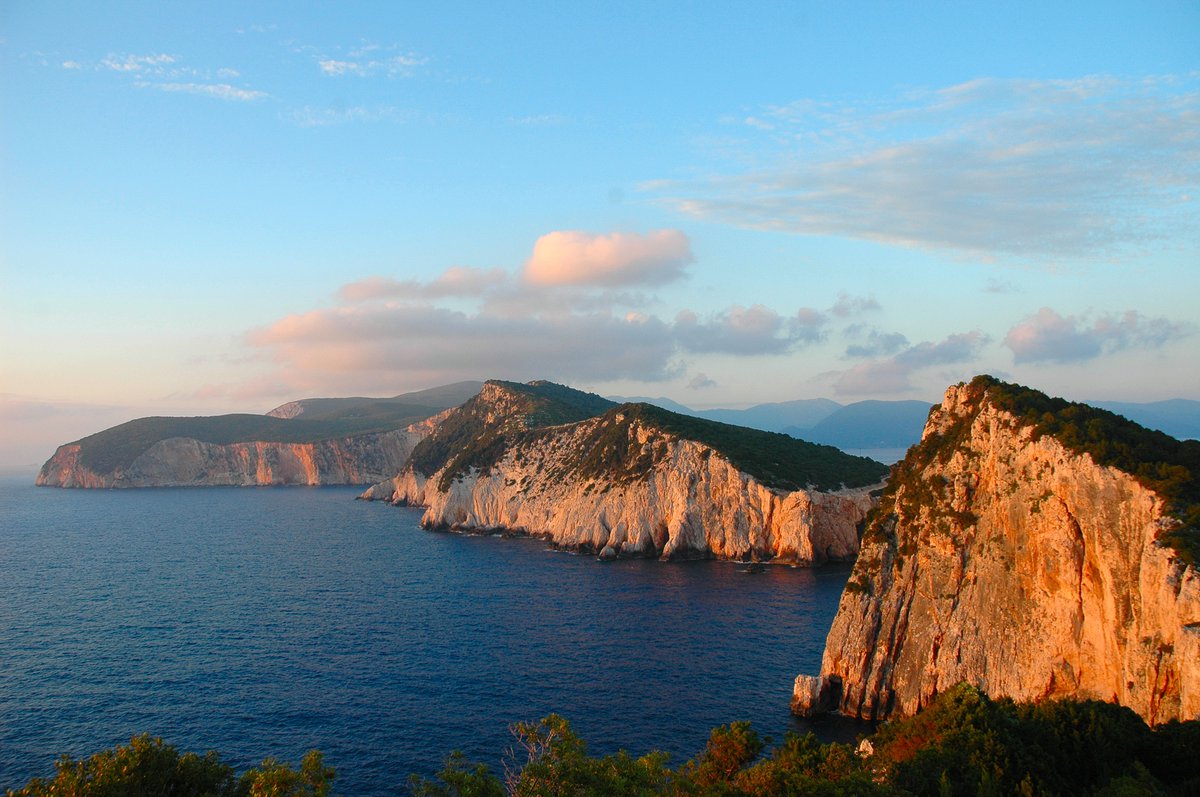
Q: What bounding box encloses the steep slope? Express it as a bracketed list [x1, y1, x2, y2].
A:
[35, 385, 475, 487]
[364, 380, 888, 563]
[793, 376, 1200, 725]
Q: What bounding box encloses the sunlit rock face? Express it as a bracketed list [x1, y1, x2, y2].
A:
[362, 384, 881, 564]
[798, 378, 1199, 725]
[36, 427, 429, 487]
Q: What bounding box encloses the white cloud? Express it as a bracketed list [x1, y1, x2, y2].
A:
[687, 373, 718, 390]
[101, 53, 176, 72]
[1004, 307, 1188, 364]
[144, 82, 267, 102]
[651, 75, 1200, 262]
[316, 49, 427, 78]
[522, 229, 694, 287]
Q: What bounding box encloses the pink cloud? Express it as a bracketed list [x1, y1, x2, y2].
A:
[1004, 307, 1187, 364]
[522, 229, 693, 287]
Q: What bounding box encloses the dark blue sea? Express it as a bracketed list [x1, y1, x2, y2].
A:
[0, 483, 859, 794]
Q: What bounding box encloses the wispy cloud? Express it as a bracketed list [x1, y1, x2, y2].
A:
[833, 331, 989, 394]
[101, 53, 176, 73]
[316, 46, 427, 78]
[67, 52, 267, 101]
[1004, 307, 1189, 364]
[288, 105, 412, 127]
[651, 75, 1200, 262]
[143, 82, 267, 102]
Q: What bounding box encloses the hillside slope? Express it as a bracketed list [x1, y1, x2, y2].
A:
[35, 383, 480, 487]
[793, 376, 1200, 725]
[364, 380, 888, 563]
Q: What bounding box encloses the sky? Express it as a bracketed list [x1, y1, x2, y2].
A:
[2, 1, 1198, 472]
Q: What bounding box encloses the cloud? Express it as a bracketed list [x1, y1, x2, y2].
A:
[687, 373, 717, 390]
[144, 82, 267, 101]
[242, 303, 680, 396]
[984, 278, 1020, 294]
[289, 105, 412, 127]
[61, 60, 83, 70]
[1004, 307, 1188, 364]
[830, 292, 880, 317]
[101, 53, 176, 73]
[834, 331, 988, 394]
[651, 75, 1200, 262]
[675, 305, 826, 355]
[338, 267, 509, 302]
[522, 229, 694, 287]
[317, 50, 427, 77]
[845, 328, 909, 358]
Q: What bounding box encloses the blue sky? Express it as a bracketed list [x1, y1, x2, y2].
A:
[2, 1, 1198, 470]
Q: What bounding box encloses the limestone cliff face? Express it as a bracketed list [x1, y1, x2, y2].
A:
[363, 407, 878, 564]
[36, 427, 429, 488]
[796, 378, 1199, 724]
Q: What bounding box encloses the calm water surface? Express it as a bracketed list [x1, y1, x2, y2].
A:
[0, 484, 858, 794]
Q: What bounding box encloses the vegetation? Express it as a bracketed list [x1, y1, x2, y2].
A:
[7, 733, 334, 796]
[566, 403, 889, 491]
[976, 375, 1200, 565]
[406, 380, 617, 490]
[70, 405, 443, 476]
[12, 688, 1198, 795]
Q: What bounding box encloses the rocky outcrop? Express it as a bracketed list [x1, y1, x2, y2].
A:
[796, 376, 1200, 725]
[363, 386, 884, 564]
[37, 426, 429, 488]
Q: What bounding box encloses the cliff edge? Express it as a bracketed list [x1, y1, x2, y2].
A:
[794, 376, 1200, 725]
[363, 380, 889, 563]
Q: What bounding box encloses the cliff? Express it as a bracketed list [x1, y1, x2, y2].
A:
[36, 424, 434, 488]
[34, 382, 481, 488]
[794, 376, 1200, 725]
[363, 380, 888, 563]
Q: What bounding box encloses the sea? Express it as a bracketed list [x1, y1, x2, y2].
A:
[0, 481, 866, 794]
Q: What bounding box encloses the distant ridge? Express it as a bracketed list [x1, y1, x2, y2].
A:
[36, 381, 484, 488]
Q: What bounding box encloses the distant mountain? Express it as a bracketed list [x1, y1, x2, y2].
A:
[786, 400, 936, 449]
[604, 395, 699, 417]
[1092, 399, 1200, 440]
[37, 381, 484, 488]
[266, 381, 483, 421]
[696, 399, 842, 433]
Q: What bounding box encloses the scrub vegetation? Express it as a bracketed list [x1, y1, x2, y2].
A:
[409, 380, 888, 493]
[12, 687, 1198, 796]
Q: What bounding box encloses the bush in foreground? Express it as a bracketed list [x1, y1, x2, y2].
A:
[10, 687, 1200, 796]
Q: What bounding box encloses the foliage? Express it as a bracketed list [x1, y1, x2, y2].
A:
[6, 733, 331, 797]
[11, 691, 1200, 796]
[563, 403, 889, 492]
[235, 751, 335, 797]
[71, 406, 442, 476]
[405, 380, 617, 489]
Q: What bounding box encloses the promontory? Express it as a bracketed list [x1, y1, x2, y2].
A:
[794, 375, 1199, 725]
[362, 379, 889, 564]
